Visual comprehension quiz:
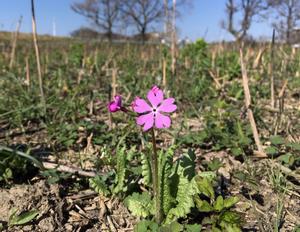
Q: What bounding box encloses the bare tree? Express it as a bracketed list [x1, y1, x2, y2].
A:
[120, 0, 164, 42]
[268, 0, 300, 43]
[71, 0, 120, 41]
[121, 0, 191, 42]
[222, 0, 268, 41]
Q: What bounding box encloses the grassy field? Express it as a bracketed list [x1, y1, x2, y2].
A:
[0, 33, 299, 231]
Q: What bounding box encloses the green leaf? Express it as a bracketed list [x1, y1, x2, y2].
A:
[125, 192, 153, 218]
[195, 197, 214, 212]
[214, 196, 224, 211]
[231, 147, 243, 156]
[222, 224, 241, 232]
[180, 149, 196, 180]
[270, 136, 285, 145]
[134, 220, 159, 232]
[287, 143, 300, 151]
[158, 148, 176, 216]
[212, 226, 222, 232]
[293, 225, 300, 232]
[89, 176, 110, 196]
[166, 173, 199, 223]
[265, 146, 277, 155]
[0, 145, 44, 170]
[141, 152, 152, 186]
[206, 158, 223, 171]
[195, 175, 215, 200]
[278, 153, 294, 166]
[9, 210, 39, 226]
[3, 168, 12, 180]
[220, 211, 241, 224]
[160, 221, 183, 232]
[113, 146, 127, 193]
[197, 171, 217, 180]
[202, 216, 213, 225]
[185, 224, 202, 232]
[223, 196, 239, 209]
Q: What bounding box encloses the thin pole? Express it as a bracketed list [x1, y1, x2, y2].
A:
[240, 49, 266, 157]
[9, 16, 22, 69]
[269, 29, 276, 108]
[171, 0, 176, 76]
[31, 0, 46, 115]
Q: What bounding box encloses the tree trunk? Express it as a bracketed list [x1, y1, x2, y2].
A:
[141, 27, 146, 44]
[286, 4, 293, 44]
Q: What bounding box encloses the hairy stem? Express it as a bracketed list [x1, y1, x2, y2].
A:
[151, 128, 163, 224]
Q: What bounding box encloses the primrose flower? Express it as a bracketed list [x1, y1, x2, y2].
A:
[132, 86, 177, 131]
[108, 95, 123, 112]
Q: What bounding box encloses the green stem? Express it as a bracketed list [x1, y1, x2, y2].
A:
[151, 128, 162, 224]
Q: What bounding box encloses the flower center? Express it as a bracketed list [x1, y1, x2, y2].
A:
[152, 108, 157, 117]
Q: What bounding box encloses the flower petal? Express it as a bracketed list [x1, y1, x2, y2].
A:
[114, 95, 122, 107]
[147, 86, 163, 107]
[108, 102, 120, 112]
[158, 98, 177, 113]
[108, 95, 123, 112]
[137, 113, 154, 131]
[155, 112, 171, 129]
[132, 97, 152, 113]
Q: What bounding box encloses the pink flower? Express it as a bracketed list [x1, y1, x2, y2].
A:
[108, 95, 122, 112]
[132, 86, 177, 131]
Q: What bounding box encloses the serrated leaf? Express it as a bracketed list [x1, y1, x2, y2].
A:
[113, 146, 127, 193]
[141, 152, 152, 186]
[158, 147, 176, 216]
[166, 174, 199, 223]
[125, 192, 153, 218]
[9, 210, 39, 226]
[89, 176, 110, 196]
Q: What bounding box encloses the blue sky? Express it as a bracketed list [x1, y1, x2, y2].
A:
[0, 0, 273, 42]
